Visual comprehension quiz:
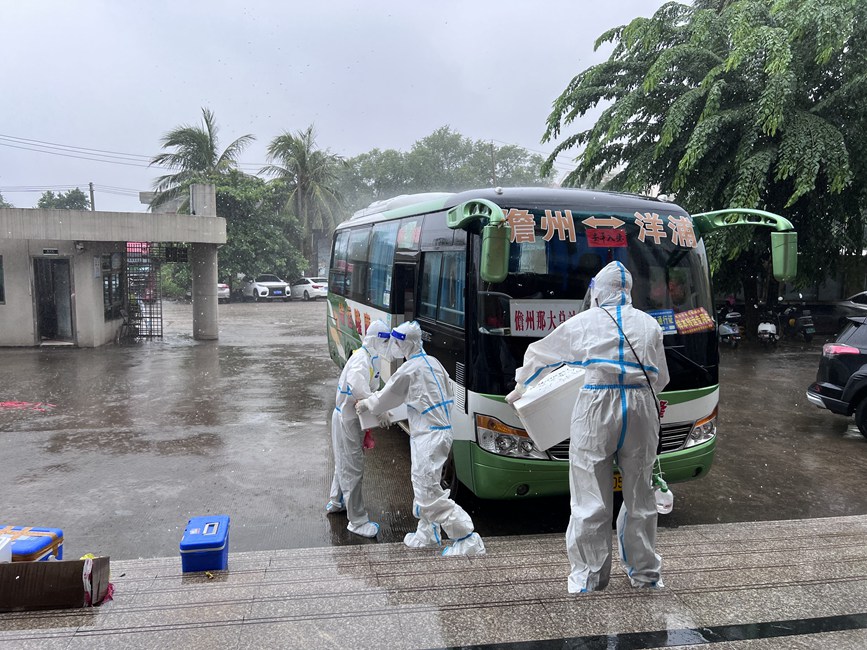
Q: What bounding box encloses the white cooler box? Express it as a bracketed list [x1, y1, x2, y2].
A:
[513, 365, 585, 451]
[358, 403, 408, 430]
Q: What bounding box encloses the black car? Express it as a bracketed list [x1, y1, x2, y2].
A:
[806, 316, 867, 438]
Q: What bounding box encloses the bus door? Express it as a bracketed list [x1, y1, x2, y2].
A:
[392, 264, 416, 322]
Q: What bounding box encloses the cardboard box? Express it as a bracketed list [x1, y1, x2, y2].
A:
[0, 556, 111, 612]
[0, 525, 64, 561]
[180, 515, 230, 572]
[513, 365, 585, 451]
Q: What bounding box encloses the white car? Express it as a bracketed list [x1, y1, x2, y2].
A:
[290, 277, 328, 301]
[242, 274, 290, 302]
[217, 283, 230, 303]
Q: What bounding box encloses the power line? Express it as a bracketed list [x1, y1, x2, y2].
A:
[0, 134, 153, 162]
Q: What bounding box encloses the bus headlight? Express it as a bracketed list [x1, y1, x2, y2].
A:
[685, 408, 717, 448]
[475, 414, 547, 460]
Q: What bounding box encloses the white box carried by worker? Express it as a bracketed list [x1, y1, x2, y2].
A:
[513, 365, 585, 451]
[358, 403, 408, 430]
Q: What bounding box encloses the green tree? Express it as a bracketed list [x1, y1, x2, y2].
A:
[149, 107, 254, 210]
[261, 126, 344, 269]
[543, 0, 867, 303]
[0, 192, 13, 208]
[339, 126, 552, 215]
[160, 170, 306, 297]
[216, 171, 307, 286]
[36, 188, 90, 210]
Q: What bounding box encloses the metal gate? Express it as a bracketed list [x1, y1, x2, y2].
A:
[126, 242, 163, 339]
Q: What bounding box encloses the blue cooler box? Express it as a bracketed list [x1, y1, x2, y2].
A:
[179, 515, 230, 572]
[0, 525, 64, 561]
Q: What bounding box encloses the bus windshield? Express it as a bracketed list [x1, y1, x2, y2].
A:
[477, 228, 714, 334]
[470, 212, 718, 394]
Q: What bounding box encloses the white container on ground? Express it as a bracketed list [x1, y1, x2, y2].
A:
[513, 365, 585, 451]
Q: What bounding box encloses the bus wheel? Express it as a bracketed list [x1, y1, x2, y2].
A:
[440, 450, 459, 498]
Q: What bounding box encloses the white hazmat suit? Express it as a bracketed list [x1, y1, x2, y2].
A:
[327, 319, 393, 538]
[512, 261, 669, 591]
[357, 321, 485, 556]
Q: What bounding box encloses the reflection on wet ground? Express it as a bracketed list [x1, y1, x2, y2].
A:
[1, 301, 866, 562]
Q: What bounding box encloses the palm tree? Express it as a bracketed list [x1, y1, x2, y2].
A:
[261, 126, 344, 268]
[149, 108, 254, 211]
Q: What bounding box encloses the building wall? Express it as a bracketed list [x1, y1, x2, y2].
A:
[0, 239, 125, 347]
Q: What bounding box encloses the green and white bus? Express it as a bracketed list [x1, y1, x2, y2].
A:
[326, 187, 796, 499]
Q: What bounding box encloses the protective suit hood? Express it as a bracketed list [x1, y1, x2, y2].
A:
[591, 261, 633, 308]
[388, 321, 423, 361]
[363, 319, 392, 362]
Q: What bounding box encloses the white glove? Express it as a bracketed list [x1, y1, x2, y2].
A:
[505, 384, 526, 404]
[355, 399, 370, 414]
[377, 413, 391, 428]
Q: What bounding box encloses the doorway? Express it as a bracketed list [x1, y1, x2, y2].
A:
[33, 258, 74, 343]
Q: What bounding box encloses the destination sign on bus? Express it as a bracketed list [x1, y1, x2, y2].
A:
[503, 208, 698, 249]
[509, 299, 583, 337]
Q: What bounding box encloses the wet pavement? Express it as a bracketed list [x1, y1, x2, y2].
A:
[2, 515, 866, 649]
[1, 301, 866, 562]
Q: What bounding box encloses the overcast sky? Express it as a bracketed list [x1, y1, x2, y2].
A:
[1, 1, 667, 212]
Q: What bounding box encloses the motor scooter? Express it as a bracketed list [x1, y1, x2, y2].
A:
[780, 301, 815, 343]
[717, 304, 745, 341]
[756, 307, 779, 348]
[717, 307, 741, 348]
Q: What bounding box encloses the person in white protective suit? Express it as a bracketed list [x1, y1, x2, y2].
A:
[326, 319, 393, 538]
[507, 261, 669, 592]
[356, 321, 486, 556]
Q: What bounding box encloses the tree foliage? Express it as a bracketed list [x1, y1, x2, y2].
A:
[543, 0, 867, 295]
[149, 107, 254, 210]
[160, 170, 307, 296]
[0, 192, 13, 208]
[339, 126, 553, 215]
[36, 188, 90, 210]
[261, 126, 344, 265]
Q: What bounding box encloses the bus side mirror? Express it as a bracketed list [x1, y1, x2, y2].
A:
[447, 198, 510, 284]
[481, 224, 510, 283]
[771, 231, 797, 281]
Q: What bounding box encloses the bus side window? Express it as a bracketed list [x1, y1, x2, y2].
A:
[419, 253, 442, 320]
[437, 251, 465, 328]
[347, 227, 371, 302]
[330, 230, 350, 296]
[368, 222, 399, 309]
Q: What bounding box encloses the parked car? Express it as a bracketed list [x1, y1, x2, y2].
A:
[290, 277, 328, 301]
[242, 274, 290, 302]
[835, 291, 867, 328]
[185, 283, 232, 303]
[806, 316, 867, 438]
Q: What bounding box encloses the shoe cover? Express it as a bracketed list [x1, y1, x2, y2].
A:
[325, 499, 346, 514]
[347, 521, 380, 538]
[629, 576, 664, 589]
[403, 522, 442, 548]
[441, 532, 486, 557]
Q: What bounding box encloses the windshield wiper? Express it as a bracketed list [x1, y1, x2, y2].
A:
[664, 345, 713, 381]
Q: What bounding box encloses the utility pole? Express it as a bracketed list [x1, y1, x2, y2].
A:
[89, 182, 95, 211]
[490, 142, 497, 186]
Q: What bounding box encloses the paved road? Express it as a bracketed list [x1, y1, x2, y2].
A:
[1, 300, 865, 560]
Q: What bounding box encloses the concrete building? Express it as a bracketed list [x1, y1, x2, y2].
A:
[0, 184, 225, 347]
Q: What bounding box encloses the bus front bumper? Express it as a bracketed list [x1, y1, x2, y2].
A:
[455, 436, 717, 500]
